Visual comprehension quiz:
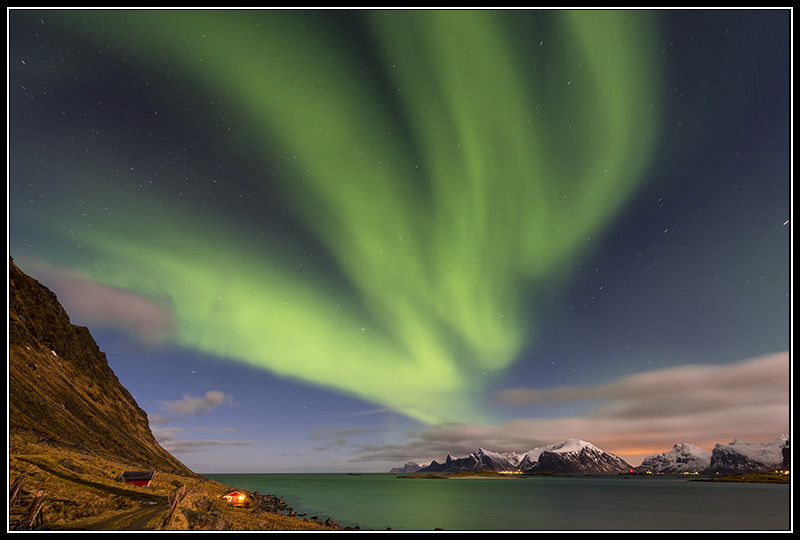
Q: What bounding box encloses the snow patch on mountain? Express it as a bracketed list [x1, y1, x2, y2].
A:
[523, 439, 599, 463]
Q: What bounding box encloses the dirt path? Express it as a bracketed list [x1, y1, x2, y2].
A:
[15, 455, 165, 502]
[125, 503, 169, 530]
[74, 501, 168, 531]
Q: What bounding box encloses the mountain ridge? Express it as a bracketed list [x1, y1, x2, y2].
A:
[408, 439, 634, 475]
[9, 257, 193, 475]
[391, 435, 790, 475]
[637, 435, 790, 474]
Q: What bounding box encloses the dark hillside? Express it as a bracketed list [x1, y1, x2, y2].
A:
[9, 257, 192, 475]
[7, 259, 342, 531]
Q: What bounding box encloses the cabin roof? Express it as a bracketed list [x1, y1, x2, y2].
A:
[121, 470, 155, 481]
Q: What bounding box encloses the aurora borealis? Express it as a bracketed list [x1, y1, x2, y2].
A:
[9, 9, 791, 472]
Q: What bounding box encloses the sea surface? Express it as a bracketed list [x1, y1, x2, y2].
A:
[206, 473, 791, 531]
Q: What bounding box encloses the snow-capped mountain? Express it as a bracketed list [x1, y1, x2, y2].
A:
[707, 435, 789, 473]
[636, 443, 712, 474]
[636, 435, 790, 474]
[522, 439, 633, 474]
[419, 447, 525, 473]
[389, 461, 429, 474]
[409, 439, 632, 475]
[518, 439, 600, 469]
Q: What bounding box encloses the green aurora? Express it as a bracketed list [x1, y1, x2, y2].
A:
[13, 10, 662, 424]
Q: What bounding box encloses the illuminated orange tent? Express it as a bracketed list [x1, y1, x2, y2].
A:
[223, 491, 249, 507]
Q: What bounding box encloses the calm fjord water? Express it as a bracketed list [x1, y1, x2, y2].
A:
[207, 473, 790, 531]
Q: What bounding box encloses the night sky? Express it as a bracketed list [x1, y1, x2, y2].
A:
[8, 9, 791, 472]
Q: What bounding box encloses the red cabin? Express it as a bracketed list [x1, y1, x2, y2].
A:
[121, 470, 155, 487]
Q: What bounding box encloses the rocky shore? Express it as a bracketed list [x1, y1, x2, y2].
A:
[167, 488, 350, 531]
[248, 492, 348, 530]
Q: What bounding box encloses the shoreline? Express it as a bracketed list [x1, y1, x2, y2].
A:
[396, 470, 539, 479]
[691, 472, 790, 484]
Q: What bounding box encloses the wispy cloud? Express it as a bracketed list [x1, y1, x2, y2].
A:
[323, 407, 414, 418]
[161, 440, 254, 454]
[151, 395, 249, 457]
[309, 425, 387, 452]
[495, 352, 790, 418]
[309, 426, 385, 441]
[350, 353, 790, 466]
[160, 390, 234, 416]
[152, 426, 253, 454]
[20, 259, 176, 343]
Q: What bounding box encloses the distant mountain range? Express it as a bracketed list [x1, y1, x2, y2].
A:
[392, 439, 634, 475]
[390, 436, 790, 475]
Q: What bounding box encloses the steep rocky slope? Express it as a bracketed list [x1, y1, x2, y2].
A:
[9, 258, 191, 475]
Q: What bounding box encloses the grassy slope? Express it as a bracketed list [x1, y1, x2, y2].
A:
[9, 434, 336, 531]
